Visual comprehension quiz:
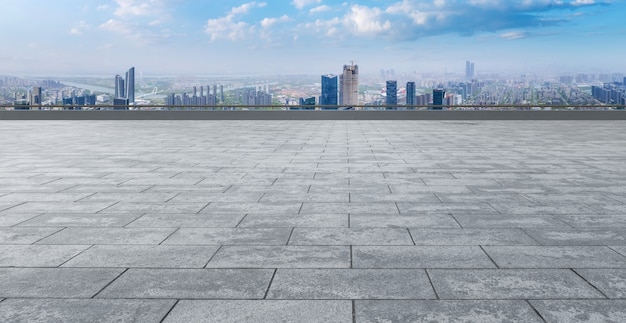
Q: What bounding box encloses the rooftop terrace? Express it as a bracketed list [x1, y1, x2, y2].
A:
[1, 119, 625, 322]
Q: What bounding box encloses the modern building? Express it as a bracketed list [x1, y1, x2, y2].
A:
[320, 74, 338, 107]
[114, 67, 135, 105]
[465, 61, 475, 80]
[406, 82, 416, 106]
[386, 80, 397, 106]
[29, 86, 42, 108]
[113, 97, 130, 110]
[432, 89, 446, 109]
[125, 67, 135, 103]
[115, 75, 125, 99]
[294, 97, 316, 110]
[339, 63, 359, 107]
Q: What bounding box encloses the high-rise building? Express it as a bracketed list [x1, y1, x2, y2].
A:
[386, 80, 397, 106]
[115, 74, 125, 99]
[125, 67, 135, 103]
[320, 74, 338, 106]
[406, 82, 416, 106]
[465, 61, 475, 80]
[432, 89, 446, 109]
[340, 63, 359, 107]
[30, 86, 42, 108]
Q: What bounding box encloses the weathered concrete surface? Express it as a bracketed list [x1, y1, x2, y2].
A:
[1, 120, 625, 322]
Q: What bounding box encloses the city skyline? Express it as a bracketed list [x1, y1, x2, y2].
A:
[1, 0, 625, 76]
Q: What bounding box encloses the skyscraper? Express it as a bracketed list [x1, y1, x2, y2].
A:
[30, 86, 42, 106]
[125, 67, 135, 103]
[320, 74, 338, 106]
[115, 75, 125, 99]
[432, 89, 446, 109]
[465, 61, 475, 80]
[386, 80, 397, 106]
[406, 82, 416, 106]
[340, 63, 359, 107]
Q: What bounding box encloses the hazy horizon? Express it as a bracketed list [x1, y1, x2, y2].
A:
[2, 1, 625, 76]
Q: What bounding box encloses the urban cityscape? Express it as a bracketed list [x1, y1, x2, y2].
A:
[2, 61, 626, 110]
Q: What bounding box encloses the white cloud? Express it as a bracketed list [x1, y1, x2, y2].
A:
[500, 31, 528, 39]
[571, 0, 595, 5]
[99, 19, 132, 34]
[70, 21, 90, 35]
[343, 5, 391, 36]
[205, 2, 266, 41]
[231, 2, 266, 15]
[310, 5, 330, 14]
[261, 15, 290, 28]
[303, 18, 342, 37]
[96, 4, 109, 10]
[113, 0, 164, 17]
[292, 0, 321, 10]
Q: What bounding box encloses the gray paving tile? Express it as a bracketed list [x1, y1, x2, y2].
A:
[37, 228, 176, 245]
[396, 202, 498, 215]
[556, 214, 626, 228]
[126, 212, 245, 228]
[0, 245, 90, 267]
[435, 193, 533, 204]
[0, 299, 176, 323]
[454, 214, 568, 228]
[163, 227, 291, 245]
[238, 213, 349, 228]
[390, 185, 473, 194]
[0, 227, 61, 244]
[530, 300, 626, 323]
[164, 300, 351, 323]
[289, 228, 414, 245]
[2, 201, 116, 214]
[525, 229, 626, 245]
[97, 269, 273, 299]
[350, 214, 461, 228]
[409, 228, 538, 246]
[101, 202, 207, 214]
[77, 192, 180, 202]
[523, 193, 621, 205]
[0, 268, 123, 298]
[583, 203, 626, 215]
[300, 202, 399, 214]
[355, 300, 543, 322]
[0, 213, 41, 227]
[169, 192, 264, 203]
[267, 269, 435, 299]
[613, 245, 626, 256]
[17, 213, 143, 227]
[489, 203, 594, 215]
[206, 246, 350, 268]
[260, 193, 349, 203]
[575, 269, 626, 298]
[308, 184, 391, 194]
[0, 192, 93, 202]
[484, 246, 626, 268]
[63, 245, 219, 268]
[199, 202, 302, 214]
[428, 269, 604, 299]
[349, 193, 440, 203]
[61, 184, 155, 193]
[353, 246, 495, 268]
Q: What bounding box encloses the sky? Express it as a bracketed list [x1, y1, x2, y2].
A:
[1, 0, 625, 76]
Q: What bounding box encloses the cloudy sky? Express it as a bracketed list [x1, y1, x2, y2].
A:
[1, 0, 624, 76]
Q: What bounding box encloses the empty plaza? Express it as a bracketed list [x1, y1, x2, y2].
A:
[1, 120, 626, 322]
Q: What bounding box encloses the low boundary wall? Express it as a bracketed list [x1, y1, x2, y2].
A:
[1, 110, 626, 120]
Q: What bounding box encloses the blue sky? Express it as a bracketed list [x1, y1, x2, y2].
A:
[1, 0, 624, 76]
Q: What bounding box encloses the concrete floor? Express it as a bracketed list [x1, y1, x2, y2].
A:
[0, 120, 625, 322]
